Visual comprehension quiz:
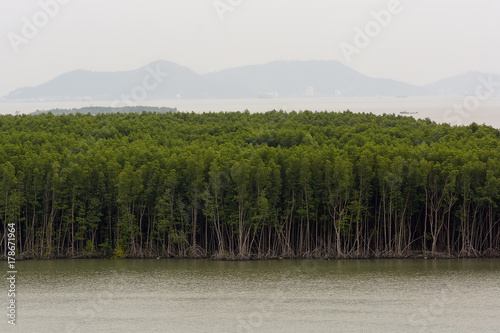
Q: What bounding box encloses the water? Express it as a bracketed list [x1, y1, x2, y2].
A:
[1, 96, 499, 128]
[3, 259, 500, 332]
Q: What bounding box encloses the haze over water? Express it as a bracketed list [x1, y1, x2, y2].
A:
[2, 2, 500, 332]
[2, 96, 500, 128]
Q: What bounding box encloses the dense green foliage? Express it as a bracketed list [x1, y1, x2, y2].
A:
[1, 110, 499, 259]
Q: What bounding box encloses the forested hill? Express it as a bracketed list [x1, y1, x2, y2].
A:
[1, 111, 499, 259]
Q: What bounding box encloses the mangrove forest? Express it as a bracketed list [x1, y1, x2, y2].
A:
[0, 110, 499, 259]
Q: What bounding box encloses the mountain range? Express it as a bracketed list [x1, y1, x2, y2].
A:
[4, 60, 499, 101]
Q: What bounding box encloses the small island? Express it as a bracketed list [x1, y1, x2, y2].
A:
[31, 105, 177, 115]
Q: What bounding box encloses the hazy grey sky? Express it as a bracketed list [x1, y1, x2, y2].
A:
[1, 0, 499, 97]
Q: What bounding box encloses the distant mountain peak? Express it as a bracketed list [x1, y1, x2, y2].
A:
[3, 60, 495, 101]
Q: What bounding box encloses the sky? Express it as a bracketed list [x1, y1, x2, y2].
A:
[1, 0, 499, 98]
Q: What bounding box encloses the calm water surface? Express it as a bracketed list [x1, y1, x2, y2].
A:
[3, 259, 500, 332]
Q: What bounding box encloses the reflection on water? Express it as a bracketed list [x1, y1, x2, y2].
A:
[3, 259, 500, 332]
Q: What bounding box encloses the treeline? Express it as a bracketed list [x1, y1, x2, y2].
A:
[0, 110, 499, 259]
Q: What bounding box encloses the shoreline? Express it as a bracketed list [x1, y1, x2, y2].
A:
[4, 250, 500, 261]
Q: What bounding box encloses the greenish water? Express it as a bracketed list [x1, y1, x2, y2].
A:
[3, 259, 500, 332]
